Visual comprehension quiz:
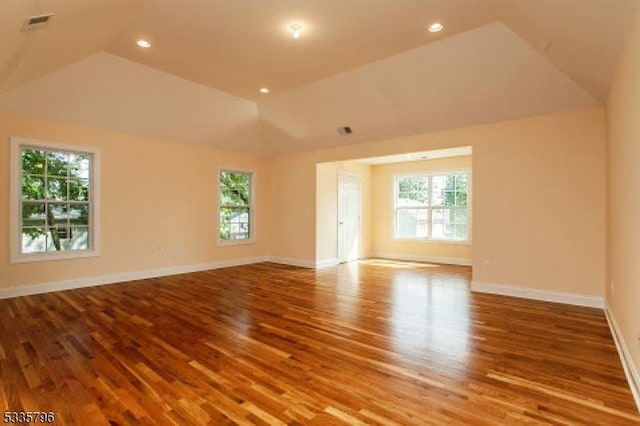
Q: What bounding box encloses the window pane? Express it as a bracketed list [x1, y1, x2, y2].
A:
[46, 228, 61, 252]
[431, 208, 449, 239]
[431, 175, 447, 206]
[22, 202, 46, 226]
[22, 176, 45, 200]
[69, 204, 89, 226]
[396, 177, 428, 207]
[220, 210, 230, 239]
[22, 149, 46, 174]
[69, 154, 91, 179]
[220, 172, 251, 207]
[47, 204, 69, 227]
[22, 227, 47, 253]
[432, 208, 469, 241]
[454, 209, 469, 240]
[220, 207, 250, 240]
[454, 175, 468, 207]
[46, 151, 69, 176]
[230, 207, 250, 239]
[47, 178, 68, 201]
[433, 174, 468, 207]
[69, 179, 90, 201]
[67, 226, 89, 251]
[396, 208, 428, 238]
[221, 188, 248, 206]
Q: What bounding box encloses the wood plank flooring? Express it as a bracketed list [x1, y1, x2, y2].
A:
[1, 260, 638, 425]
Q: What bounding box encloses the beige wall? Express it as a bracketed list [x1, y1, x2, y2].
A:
[270, 107, 606, 298]
[606, 8, 640, 387]
[316, 161, 373, 263]
[2, 107, 607, 304]
[372, 156, 472, 263]
[472, 110, 606, 297]
[0, 111, 269, 289]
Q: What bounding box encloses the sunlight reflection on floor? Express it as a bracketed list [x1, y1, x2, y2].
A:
[359, 258, 442, 269]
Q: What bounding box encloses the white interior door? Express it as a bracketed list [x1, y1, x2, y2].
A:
[338, 173, 360, 263]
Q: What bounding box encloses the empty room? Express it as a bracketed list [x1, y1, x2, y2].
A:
[1, 0, 640, 424]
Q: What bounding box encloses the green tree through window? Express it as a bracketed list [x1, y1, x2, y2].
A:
[21, 147, 92, 253]
[395, 172, 469, 240]
[219, 171, 252, 240]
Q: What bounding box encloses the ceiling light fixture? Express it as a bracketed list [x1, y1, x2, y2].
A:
[136, 39, 151, 48]
[259, 87, 270, 94]
[429, 22, 444, 33]
[291, 23, 304, 39]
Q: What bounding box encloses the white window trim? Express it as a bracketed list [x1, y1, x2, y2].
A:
[217, 167, 256, 247]
[10, 137, 101, 263]
[392, 169, 472, 244]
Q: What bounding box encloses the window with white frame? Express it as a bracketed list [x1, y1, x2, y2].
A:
[11, 138, 99, 262]
[219, 170, 253, 241]
[394, 172, 469, 241]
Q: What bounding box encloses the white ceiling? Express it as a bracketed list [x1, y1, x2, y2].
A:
[105, 0, 497, 100]
[0, 0, 637, 154]
[0, 53, 263, 152]
[259, 23, 598, 154]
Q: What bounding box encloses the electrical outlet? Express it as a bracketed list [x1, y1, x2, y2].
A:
[157, 246, 165, 259]
[483, 259, 491, 270]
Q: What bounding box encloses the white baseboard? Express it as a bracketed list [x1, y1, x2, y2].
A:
[372, 251, 472, 266]
[470, 281, 604, 309]
[266, 256, 316, 268]
[315, 258, 339, 268]
[1, 255, 337, 299]
[605, 302, 640, 412]
[0, 256, 268, 299]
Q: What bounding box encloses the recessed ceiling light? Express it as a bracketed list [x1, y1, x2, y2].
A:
[136, 39, 151, 48]
[291, 23, 304, 39]
[428, 22, 444, 33]
[259, 87, 270, 94]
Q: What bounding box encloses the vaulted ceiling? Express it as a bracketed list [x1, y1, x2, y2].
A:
[0, 0, 637, 154]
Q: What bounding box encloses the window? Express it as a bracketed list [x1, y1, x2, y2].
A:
[395, 172, 469, 241]
[219, 170, 253, 242]
[10, 138, 100, 262]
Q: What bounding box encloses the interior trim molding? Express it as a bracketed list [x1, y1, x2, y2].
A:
[266, 256, 316, 268]
[315, 258, 339, 268]
[470, 281, 604, 308]
[0, 256, 268, 299]
[372, 251, 472, 266]
[605, 301, 640, 412]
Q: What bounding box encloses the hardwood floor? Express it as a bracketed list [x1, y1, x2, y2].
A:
[1, 260, 638, 425]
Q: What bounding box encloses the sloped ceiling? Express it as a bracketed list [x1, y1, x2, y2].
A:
[0, 53, 262, 152]
[496, 0, 639, 102]
[260, 23, 598, 153]
[0, 0, 637, 154]
[0, 0, 146, 94]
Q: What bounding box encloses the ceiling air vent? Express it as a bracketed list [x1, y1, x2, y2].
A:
[21, 13, 54, 32]
[338, 126, 353, 136]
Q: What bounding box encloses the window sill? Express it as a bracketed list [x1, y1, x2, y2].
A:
[217, 239, 256, 247]
[10, 249, 101, 264]
[393, 238, 471, 245]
